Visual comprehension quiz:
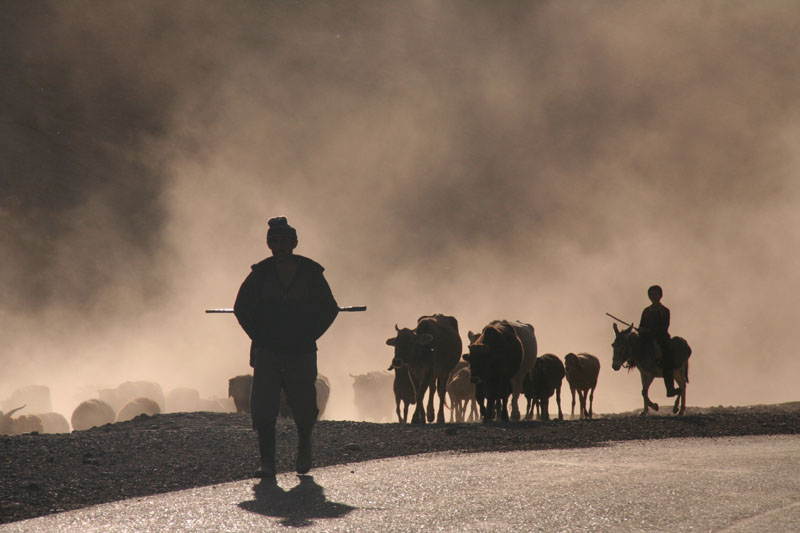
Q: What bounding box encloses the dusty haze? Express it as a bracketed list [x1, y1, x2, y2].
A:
[2, 1, 799, 422]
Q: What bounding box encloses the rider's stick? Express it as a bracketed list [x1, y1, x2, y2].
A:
[605, 312, 638, 331]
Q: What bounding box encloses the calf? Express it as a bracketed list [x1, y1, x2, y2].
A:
[564, 352, 601, 419]
[392, 366, 416, 423]
[523, 353, 565, 421]
[447, 361, 478, 423]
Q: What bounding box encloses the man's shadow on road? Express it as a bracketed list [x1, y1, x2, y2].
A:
[238, 475, 357, 527]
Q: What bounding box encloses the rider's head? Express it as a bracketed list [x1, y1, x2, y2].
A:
[647, 284, 663, 303]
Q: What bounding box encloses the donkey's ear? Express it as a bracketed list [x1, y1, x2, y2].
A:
[613, 323, 619, 334]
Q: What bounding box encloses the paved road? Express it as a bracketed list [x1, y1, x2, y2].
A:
[2, 435, 799, 532]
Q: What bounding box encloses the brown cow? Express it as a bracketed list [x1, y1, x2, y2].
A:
[465, 320, 537, 422]
[523, 353, 565, 421]
[386, 314, 462, 424]
[564, 352, 600, 419]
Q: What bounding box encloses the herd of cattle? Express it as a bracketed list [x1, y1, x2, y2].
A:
[382, 315, 601, 424]
[1, 314, 607, 434]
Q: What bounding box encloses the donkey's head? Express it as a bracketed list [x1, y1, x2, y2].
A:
[611, 323, 636, 371]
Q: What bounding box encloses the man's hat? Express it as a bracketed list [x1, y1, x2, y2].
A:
[267, 216, 297, 240]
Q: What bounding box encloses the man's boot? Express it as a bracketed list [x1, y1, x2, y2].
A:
[256, 427, 276, 478]
[664, 373, 680, 397]
[295, 425, 313, 475]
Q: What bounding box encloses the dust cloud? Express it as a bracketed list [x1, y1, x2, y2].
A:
[2, 1, 799, 423]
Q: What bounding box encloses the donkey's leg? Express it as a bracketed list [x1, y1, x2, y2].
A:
[674, 365, 687, 415]
[640, 372, 658, 415]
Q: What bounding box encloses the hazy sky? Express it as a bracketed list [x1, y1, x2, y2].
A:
[2, 1, 799, 419]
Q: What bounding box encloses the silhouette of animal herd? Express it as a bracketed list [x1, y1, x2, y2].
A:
[1, 316, 691, 435]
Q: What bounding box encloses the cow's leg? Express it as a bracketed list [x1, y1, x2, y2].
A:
[509, 379, 522, 421]
[485, 394, 495, 423]
[500, 393, 510, 422]
[448, 394, 454, 423]
[577, 390, 586, 419]
[435, 378, 447, 424]
[412, 372, 432, 424]
[588, 387, 595, 419]
[396, 400, 402, 424]
[570, 386, 577, 419]
[510, 393, 521, 421]
[402, 401, 410, 423]
[427, 382, 437, 423]
[542, 397, 550, 421]
[555, 384, 563, 420]
[640, 372, 658, 415]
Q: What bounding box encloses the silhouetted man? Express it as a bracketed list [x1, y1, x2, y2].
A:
[639, 284, 679, 397]
[234, 217, 339, 477]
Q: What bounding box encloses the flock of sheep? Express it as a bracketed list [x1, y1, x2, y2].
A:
[0, 382, 235, 436]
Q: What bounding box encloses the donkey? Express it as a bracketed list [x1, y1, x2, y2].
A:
[611, 323, 692, 415]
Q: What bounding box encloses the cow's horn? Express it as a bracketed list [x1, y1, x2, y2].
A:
[394, 324, 400, 332]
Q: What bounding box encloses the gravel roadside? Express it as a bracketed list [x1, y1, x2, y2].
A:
[2, 402, 799, 524]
